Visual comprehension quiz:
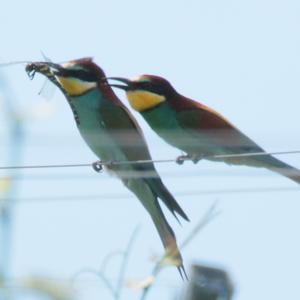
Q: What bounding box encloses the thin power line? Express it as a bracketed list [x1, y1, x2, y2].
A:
[3, 186, 299, 204]
[0, 170, 283, 180]
[0, 163, 90, 170]
[0, 149, 299, 170]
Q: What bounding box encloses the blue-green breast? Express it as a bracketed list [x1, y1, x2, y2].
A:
[140, 102, 199, 154]
[67, 89, 129, 164]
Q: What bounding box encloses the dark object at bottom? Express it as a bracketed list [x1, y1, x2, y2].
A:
[185, 264, 234, 300]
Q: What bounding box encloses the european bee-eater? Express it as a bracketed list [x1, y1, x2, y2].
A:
[25, 60, 188, 277]
[109, 75, 300, 184]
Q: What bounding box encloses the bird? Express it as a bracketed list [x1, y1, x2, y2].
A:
[108, 75, 300, 184]
[25, 59, 189, 278]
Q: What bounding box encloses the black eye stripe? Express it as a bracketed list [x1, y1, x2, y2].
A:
[56, 69, 97, 82]
[136, 82, 165, 94]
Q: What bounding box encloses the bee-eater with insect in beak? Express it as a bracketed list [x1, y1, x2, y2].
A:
[109, 75, 300, 184]
[25, 59, 189, 278]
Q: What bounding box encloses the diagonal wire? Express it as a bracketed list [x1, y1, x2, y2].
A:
[0, 163, 91, 170]
[5, 185, 299, 204]
[0, 149, 299, 170]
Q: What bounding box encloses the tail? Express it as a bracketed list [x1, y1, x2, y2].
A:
[252, 155, 300, 185]
[125, 178, 186, 278]
[147, 178, 189, 223]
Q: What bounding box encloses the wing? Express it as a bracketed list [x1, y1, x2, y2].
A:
[100, 102, 188, 221]
[174, 98, 266, 166]
[100, 102, 153, 163]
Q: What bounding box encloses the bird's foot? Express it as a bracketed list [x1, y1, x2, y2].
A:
[92, 160, 103, 172]
[176, 154, 205, 165]
[190, 154, 206, 164]
[176, 154, 190, 165]
[105, 160, 116, 168]
[92, 160, 117, 172]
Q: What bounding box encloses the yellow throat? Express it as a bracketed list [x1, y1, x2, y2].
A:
[56, 76, 97, 96]
[126, 90, 166, 112]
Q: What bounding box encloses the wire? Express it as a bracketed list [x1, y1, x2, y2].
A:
[0, 163, 90, 170]
[0, 170, 282, 180]
[0, 149, 299, 170]
[2, 186, 299, 204]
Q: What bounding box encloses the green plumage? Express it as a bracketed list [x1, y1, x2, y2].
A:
[141, 99, 300, 184]
[71, 88, 188, 222]
[109, 75, 300, 185]
[26, 60, 188, 277]
[70, 89, 187, 273]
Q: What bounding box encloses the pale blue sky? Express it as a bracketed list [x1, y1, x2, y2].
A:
[1, 1, 300, 299]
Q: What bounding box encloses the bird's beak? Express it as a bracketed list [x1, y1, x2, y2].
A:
[106, 77, 132, 91]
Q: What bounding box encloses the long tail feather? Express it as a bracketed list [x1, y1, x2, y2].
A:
[147, 178, 189, 222]
[178, 265, 189, 280]
[252, 155, 300, 185]
[222, 149, 300, 185]
[125, 178, 186, 278]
